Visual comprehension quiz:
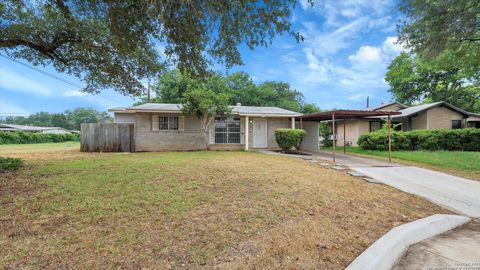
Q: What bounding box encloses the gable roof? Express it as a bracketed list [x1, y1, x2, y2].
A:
[393, 101, 470, 118]
[109, 103, 301, 117]
[366, 101, 407, 111]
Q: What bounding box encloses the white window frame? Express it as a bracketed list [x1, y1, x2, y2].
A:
[214, 117, 241, 144]
[159, 116, 179, 131]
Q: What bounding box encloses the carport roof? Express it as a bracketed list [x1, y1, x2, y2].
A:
[300, 110, 401, 121]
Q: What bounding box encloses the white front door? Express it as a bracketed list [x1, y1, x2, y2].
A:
[253, 119, 267, 148]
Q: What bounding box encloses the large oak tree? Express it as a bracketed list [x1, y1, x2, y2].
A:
[386, 52, 480, 112]
[0, 0, 305, 96]
[398, 0, 480, 76]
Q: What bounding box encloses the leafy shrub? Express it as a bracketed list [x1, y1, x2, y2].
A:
[275, 128, 307, 152]
[358, 128, 480, 151]
[0, 157, 23, 172]
[319, 122, 332, 147]
[0, 131, 80, 145]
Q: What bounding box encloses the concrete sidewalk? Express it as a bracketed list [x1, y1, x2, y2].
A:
[393, 220, 480, 269]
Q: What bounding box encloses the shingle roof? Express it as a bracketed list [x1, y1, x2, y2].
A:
[230, 105, 301, 116]
[392, 101, 469, 118]
[113, 103, 301, 117]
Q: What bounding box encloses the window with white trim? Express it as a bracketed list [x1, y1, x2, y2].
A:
[214, 117, 240, 144]
[159, 116, 179, 130]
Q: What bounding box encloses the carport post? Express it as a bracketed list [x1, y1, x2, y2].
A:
[388, 114, 392, 162]
[245, 116, 249, 150]
[332, 113, 336, 163]
[343, 119, 346, 154]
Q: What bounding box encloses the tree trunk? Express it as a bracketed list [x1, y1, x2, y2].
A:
[203, 129, 209, 150]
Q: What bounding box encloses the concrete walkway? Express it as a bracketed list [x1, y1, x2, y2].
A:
[310, 151, 480, 268]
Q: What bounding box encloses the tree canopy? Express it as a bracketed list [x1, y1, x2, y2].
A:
[385, 52, 480, 112]
[0, 1, 305, 96]
[1, 107, 113, 130]
[398, 0, 480, 77]
[181, 87, 231, 148]
[137, 70, 319, 113]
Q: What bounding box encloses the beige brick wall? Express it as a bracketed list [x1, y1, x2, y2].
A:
[134, 113, 205, 151]
[427, 106, 464, 129]
[335, 119, 370, 147]
[114, 112, 135, 124]
[411, 112, 428, 130]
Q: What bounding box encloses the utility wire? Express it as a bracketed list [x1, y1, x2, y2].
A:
[0, 54, 124, 105]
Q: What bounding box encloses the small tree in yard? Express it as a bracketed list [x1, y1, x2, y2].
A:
[181, 88, 231, 149]
[275, 128, 307, 153]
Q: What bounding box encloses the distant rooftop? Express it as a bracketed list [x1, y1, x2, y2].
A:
[365, 101, 407, 111]
[0, 123, 68, 132]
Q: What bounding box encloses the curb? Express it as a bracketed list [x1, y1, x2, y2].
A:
[346, 214, 471, 270]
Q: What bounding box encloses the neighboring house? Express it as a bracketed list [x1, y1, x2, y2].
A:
[109, 103, 319, 152]
[336, 101, 480, 146]
[0, 123, 73, 134]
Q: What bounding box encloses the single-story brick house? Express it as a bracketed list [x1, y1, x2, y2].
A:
[336, 101, 480, 146]
[109, 103, 319, 152]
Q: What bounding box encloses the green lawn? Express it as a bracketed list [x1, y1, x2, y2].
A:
[326, 146, 480, 180]
[0, 141, 80, 153]
[1, 143, 447, 269]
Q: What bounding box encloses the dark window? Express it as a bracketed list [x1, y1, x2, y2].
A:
[159, 116, 179, 130]
[452, 120, 462, 129]
[392, 122, 403, 131]
[369, 121, 383, 132]
[215, 117, 240, 144]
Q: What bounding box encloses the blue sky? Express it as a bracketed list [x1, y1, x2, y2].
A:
[0, 0, 404, 116]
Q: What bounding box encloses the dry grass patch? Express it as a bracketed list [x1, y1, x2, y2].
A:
[1, 143, 448, 269]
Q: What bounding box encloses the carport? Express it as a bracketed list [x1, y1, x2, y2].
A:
[299, 110, 401, 163]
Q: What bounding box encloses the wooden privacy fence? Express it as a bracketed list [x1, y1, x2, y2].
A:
[81, 123, 134, 152]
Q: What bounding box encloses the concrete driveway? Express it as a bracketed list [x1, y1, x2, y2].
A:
[313, 151, 480, 268]
[313, 151, 480, 218]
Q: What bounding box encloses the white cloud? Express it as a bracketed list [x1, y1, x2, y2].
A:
[0, 67, 50, 96]
[348, 46, 383, 64]
[382, 36, 405, 57]
[289, 35, 405, 105]
[63, 90, 87, 97]
[302, 17, 368, 57]
[280, 55, 298, 63]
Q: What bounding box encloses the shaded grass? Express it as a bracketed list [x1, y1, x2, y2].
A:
[326, 147, 480, 180]
[1, 143, 448, 269]
[0, 142, 80, 154]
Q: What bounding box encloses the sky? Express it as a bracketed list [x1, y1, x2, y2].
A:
[0, 0, 404, 116]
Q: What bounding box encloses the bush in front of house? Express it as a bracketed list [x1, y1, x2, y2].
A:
[319, 122, 333, 147]
[0, 131, 80, 145]
[358, 128, 480, 151]
[275, 128, 307, 152]
[0, 157, 23, 172]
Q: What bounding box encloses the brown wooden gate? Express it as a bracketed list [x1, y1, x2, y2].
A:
[80, 123, 134, 152]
